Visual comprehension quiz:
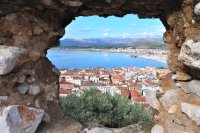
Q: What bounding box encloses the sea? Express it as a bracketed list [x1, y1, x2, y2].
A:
[47, 50, 167, 69]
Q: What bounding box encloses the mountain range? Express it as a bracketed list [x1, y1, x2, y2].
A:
[60, 38, 166, 49]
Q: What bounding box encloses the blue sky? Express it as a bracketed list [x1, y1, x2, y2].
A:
[61, 14, 165, 39]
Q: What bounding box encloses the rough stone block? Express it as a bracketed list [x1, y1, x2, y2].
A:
[188, 80, 200, 97]
[179, 37, 200, 70]
[181, 102, 200, 125]
[0, 105, 44, 133]
[160, 89, 181, 111]
[28, 84, 40, 95]
[145, 90, 160, 111]
[0, 46, 26, 75]
[16, 84, 29, 94]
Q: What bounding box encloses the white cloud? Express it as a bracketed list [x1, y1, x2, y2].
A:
[102, 32, 109, 37]
[136, 26, 166, 38]
[79, 28, 92, 32]
[130, 23, 136, 26]
[121, 33, 131, 38]
[103, 28, 111, 32]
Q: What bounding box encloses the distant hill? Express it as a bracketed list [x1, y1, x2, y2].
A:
[60, 38, 166, 49]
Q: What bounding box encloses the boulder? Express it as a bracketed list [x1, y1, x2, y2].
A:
[145, 90, 160, 111]
[28, 84, 41, 95]
[178, 37, 200, 70]
[0, 105, 44, 133]
[188, 80, 200, 97]
[151, 125, 164, 133]
[160, 89, 181, 111]
[0, 46, 26, 75]
[181, 102, 200, 125]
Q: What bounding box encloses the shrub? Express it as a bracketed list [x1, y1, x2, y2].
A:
[60, 89, 153, 128]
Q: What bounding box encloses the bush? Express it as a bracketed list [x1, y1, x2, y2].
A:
[60, 89, 153, 128]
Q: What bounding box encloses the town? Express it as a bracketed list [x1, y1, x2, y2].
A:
[59, 67, 170, 109]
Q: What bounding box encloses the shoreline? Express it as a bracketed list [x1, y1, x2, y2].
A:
[139, 55, 167, 64]
[50, 47, 167, 64]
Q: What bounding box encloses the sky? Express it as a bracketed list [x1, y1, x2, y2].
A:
[61, 14, 165, 40]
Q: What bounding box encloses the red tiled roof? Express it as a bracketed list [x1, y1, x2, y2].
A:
[121, 88, 129, 96]
[133, 97, 146, 103]
[130, 90, 139, 97]
[60, 73, 73, 76]
[73, 77, 81, 80]
[59, 89, 72, 94]
[129, 83, 136, 87]
[59, 81, 75, 85]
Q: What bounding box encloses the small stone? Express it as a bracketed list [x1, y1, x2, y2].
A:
[181, 102, 200, 125]
[0, 46, 26, 75]
[0, 105, 44, 133]
[194, 3, 200, 15]
[145, 90, 160, 111]
[172, 71, 191, 81]
[62, 1, 83, 7]
[158, 86, 164, 94]
[34, 98, 41, 108]
[0, 96, 8, 104]
[151, 124, 164, 133]
[42, 112, 50, 123]
[16, 75, 26, 84]
[188, 80, 200, 97]
[26, 76, 36, 84]
[176, 82, 190, 94]
[106, 0, 112, 3]
[16, 84, 29, 94]
[33, 26, 43, 35]
[191, 20, 195, 24]
[168, 104, 179, 114]
[28, 84, 40, 95]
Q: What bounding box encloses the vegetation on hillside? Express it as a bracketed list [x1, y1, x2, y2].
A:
[58, 42, 166, 49]
[60, 89, 153, 128]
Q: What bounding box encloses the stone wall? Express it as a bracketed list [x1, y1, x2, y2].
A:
[0, 0, 200, 132]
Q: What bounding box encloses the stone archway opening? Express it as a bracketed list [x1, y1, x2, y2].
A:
[46, 14, 168, 129]
[0, 0, 200, 132]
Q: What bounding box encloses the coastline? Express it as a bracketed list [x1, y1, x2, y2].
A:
[139, 55, 167, 64]
[50, 47, 167, 64]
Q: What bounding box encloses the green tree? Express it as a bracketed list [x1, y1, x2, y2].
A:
[60, 89, 153, 128]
